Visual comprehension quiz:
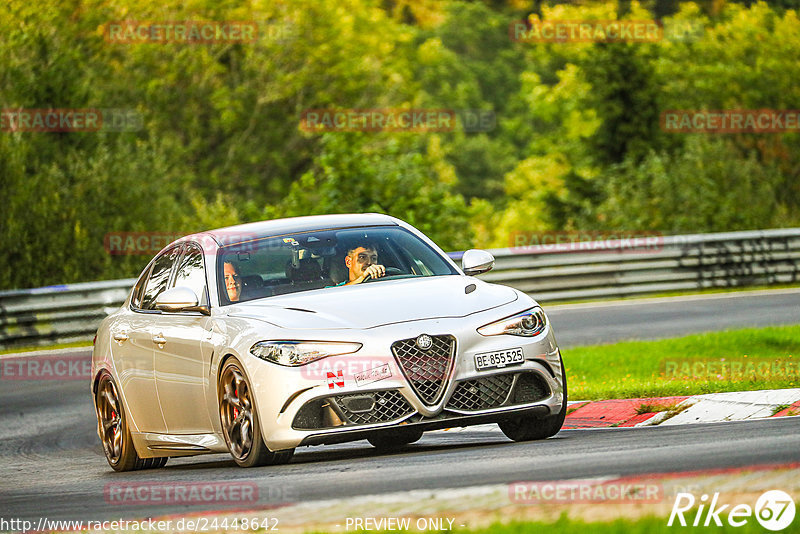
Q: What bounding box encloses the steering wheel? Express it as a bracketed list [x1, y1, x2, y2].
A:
[363, 267, 404, 282]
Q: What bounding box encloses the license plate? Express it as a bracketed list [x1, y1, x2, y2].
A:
[474, 348, 524, 370]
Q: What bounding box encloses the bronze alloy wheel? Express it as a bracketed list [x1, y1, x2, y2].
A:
[94, 373, 168, 471]
[219, 363, 255, 460]
[97, 375, 123, 464]
[218, 358, 294, 467]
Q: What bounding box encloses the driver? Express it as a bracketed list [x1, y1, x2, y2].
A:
[338, 243, 386, 285]
[223, 261, 243, 302]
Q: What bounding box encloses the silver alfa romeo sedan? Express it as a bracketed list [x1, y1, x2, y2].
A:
[92, 214, 566, 470]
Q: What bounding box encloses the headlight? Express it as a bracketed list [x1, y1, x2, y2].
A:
[249, 341, 362, 366]
[477, 307, 547, 337]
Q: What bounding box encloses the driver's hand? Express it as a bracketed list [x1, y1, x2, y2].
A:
[360, 264, 385, 282]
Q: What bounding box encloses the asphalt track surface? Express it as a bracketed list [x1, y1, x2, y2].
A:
[1, 290, 799, 522]
[547, 288, 800, 347]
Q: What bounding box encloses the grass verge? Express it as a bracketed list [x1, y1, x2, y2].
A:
[566, 325, 798, 400]
[327, 515, 774, 534]
[458, 516, 772, 534]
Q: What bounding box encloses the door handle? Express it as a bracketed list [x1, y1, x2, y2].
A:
[152, 334, 167, 345]
[112, 332, 129, 343]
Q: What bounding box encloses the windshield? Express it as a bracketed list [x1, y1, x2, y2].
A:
[216, 226, 458, 304]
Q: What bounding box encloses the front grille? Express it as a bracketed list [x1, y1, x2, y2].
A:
[446, 374, 514, 410]
[391, 335, 456, 405]
[333, 390, 414, 425]
[292, 390, 414, 430]
[445, 372, 551, 412]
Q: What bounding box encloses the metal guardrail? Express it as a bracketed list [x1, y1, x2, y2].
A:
[477, 228, 800, 302]
[0, 279, 136, 349]
[1, 228, 799, 349]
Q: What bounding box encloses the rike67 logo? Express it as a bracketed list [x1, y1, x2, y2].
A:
[668, 490, 795, 531]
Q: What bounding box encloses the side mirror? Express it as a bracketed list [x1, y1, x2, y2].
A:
[155, 286, 210, 315]
[461, 249, 495, 276]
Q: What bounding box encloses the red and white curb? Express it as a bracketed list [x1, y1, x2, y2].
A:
[654, 389, 800, 426]
[436, 388, 800, 433]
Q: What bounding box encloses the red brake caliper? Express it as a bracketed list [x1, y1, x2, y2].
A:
[233, 385, 239, 419]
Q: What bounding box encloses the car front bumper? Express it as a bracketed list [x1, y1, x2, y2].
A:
[244, 315, 565, 451]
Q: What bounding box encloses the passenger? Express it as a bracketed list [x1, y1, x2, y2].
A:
[223, 261, 243, 302]
[338, 243, 386, 285]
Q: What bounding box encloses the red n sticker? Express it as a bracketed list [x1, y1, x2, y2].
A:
[326, 370, 344, 389]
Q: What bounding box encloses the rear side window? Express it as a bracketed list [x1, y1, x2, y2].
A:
[140, 247, 180, 310]
[173, 244, 208, 305]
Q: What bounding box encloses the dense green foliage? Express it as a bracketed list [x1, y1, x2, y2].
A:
[1, 0, 798, 289]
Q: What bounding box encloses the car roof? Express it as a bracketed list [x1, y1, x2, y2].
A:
[185, 213, 400, 248]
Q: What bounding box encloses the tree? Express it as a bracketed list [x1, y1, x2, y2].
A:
[263, 133, 474, 251]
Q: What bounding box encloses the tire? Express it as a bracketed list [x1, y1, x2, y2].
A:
[218, 358, 294, 468]
[95, 373, 169, 471]
[367, 428, 424, 450]
[499, 357, 568, 442]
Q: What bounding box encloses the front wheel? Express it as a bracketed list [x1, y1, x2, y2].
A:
[219, 358, 294, 468]
[95, 373, 168, 471]
[499, 358, 568, 441]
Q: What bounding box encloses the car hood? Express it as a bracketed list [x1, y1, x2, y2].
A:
[225, 276, 519, 330]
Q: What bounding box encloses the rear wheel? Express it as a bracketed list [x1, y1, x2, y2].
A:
[95, 373, 168, 471]
[219, 358, 294, 467]
[367, 428, 423, 450]
[499, 358, 568, 442]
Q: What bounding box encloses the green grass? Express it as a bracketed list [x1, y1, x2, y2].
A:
[771, 404, 791, 415]
[461, 516, 774, 534]
[566, 325, 799, 400]
[635, 402, 679, 415]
